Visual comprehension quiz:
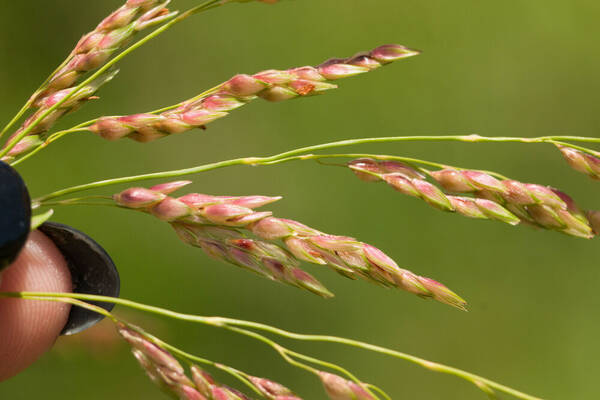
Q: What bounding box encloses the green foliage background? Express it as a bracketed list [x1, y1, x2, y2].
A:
[1, 1, 599, 398]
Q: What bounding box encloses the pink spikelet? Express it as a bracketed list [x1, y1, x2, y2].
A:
[319, 372, 375, 400]
[556, 144, 600, 180]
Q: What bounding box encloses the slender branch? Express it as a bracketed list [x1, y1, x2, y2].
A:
[0, 291, 543, 400]
[366, 384, 393, 400]
[33, 157, 250, 204]
[260, 153, 510, 179]
[223, 326, 382, 400]
[144, 332, 265, 397]
[36, 195, 115, 209]
[33, 134, 600, 204]
[217, 319, 541, 400]
[549, 140, 599, 156]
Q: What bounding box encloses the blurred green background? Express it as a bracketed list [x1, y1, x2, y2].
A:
[1, 1, 599, 398]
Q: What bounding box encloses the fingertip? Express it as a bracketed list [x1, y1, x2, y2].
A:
[0, 230, 72, 381]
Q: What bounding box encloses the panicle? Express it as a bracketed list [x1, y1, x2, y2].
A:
[249, 217, 466, 308]
[349, 158, 595, 238]
[90, 44, 419, 142]
[114, 182, 465, 308]
[6, 1, 176, 160]
[118, 323, 204, 399]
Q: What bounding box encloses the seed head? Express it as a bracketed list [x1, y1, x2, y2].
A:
[90, 44, 419, 142]
[115, 182, 464, 306]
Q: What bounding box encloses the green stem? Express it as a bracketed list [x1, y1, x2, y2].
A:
[33, 134, 600, 203]
[0, 291, 543, 400]
[550, 140, 599, 156]
[0, 0, 223, 159]
[366, 384, 393, 400]
[146, 333, 264, 397]
[223, 326, 382, 400]
[218, 320, 541, 400]
[34, 195, 115, 209]
[262, 153, 510, 179]
[34, 157, 250, 203]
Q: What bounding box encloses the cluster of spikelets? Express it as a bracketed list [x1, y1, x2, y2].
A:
[348, 157, 595, 238]
[2, 0, 175, 160]
[118, 322, 374, 400]
[113, 181, 467, 309]
[88, 44, 418, 142]
[35, 0, 176, 102]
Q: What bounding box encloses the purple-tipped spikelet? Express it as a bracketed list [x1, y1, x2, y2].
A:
[556, 145, 600, 180]
[114, 182, 466, 308]
[349, 158, 594, 238]
[90, 44, 419, 142]
[318, 372, 375, 400]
